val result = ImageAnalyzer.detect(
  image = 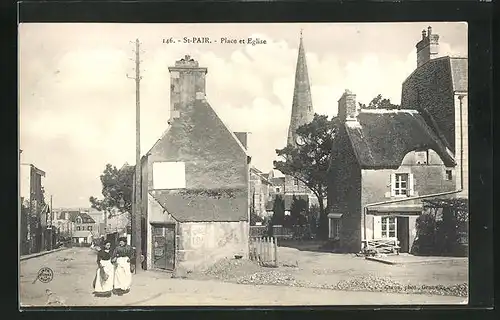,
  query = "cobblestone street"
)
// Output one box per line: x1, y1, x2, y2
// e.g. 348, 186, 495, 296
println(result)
19, 248, 465, 307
